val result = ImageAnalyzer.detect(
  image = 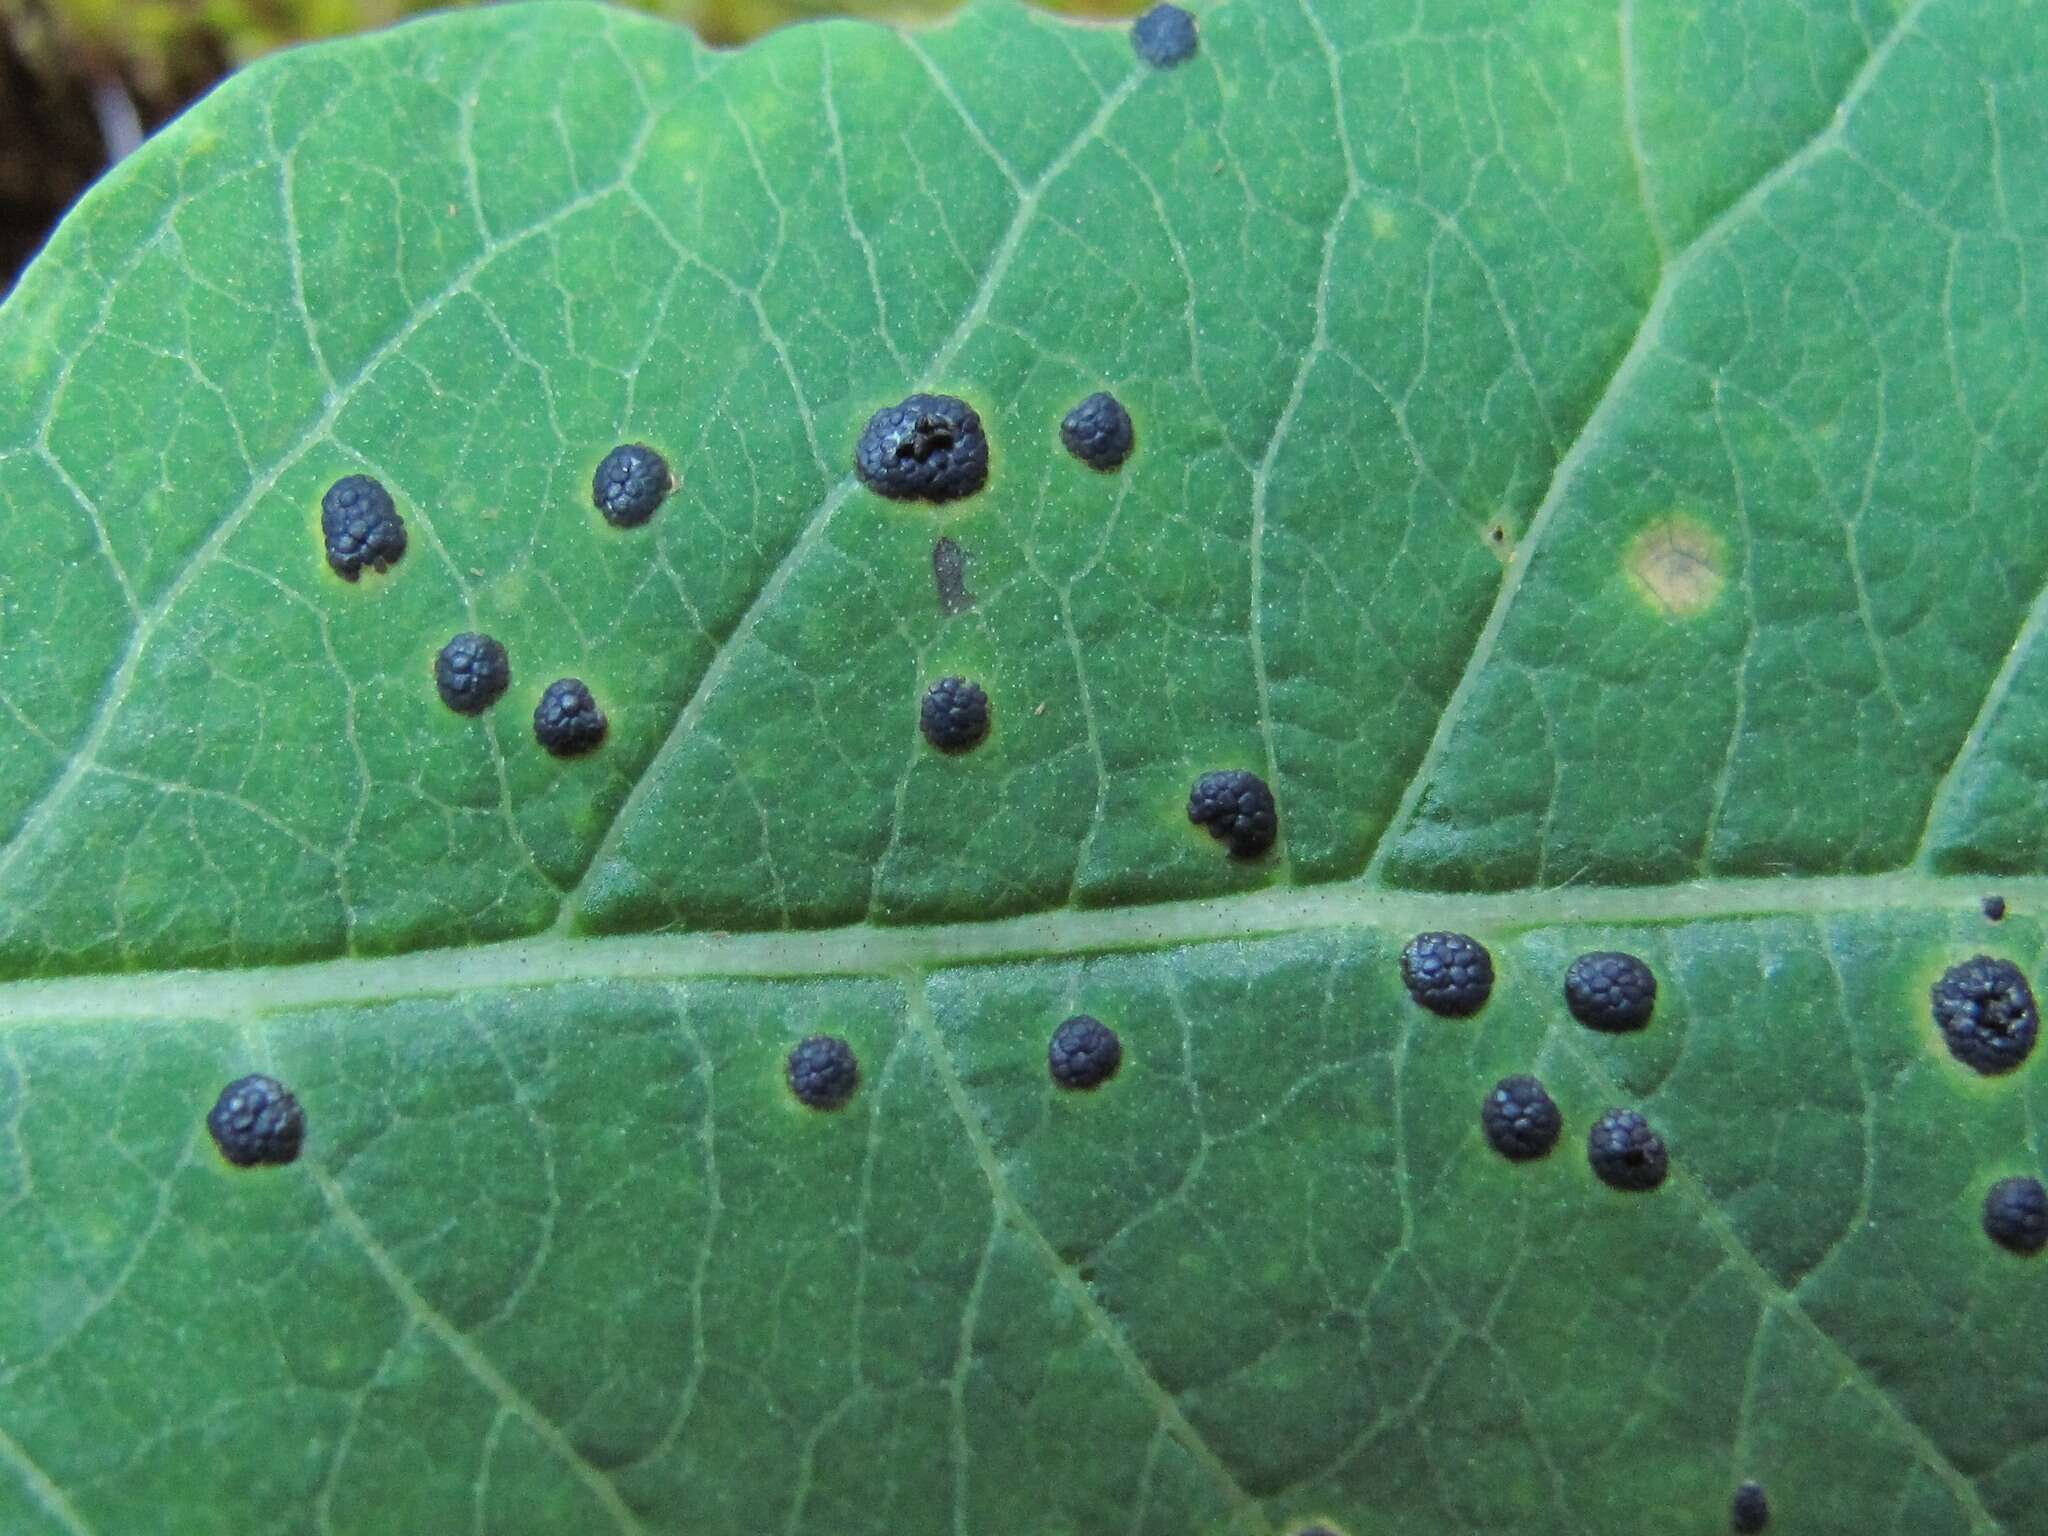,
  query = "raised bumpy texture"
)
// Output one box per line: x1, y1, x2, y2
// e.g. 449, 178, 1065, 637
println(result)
1730, 1481, 1771, 1534
920, 676, 991, 753
1048, 1015, 1123, 1089
1930, 955, 2039, 1075
1060, 391, 1136, 471
533, 678, 608, 757
434, 632, 511, 716
1564, 950, 1658, 1033
1400, 931, 1494, 1017
320, 474, 406, 580
1480, 1075, 1561, 1161
854, 393, 990, 502
1132, 3, 1198, 67
1983, 1176, 2048, 1255
1186, 769, 1278, 858
1588, 1108, 1668, 1192
786, 1034, 860, 1110
591, 443, 672, 527
206, 1074, 306, 1168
